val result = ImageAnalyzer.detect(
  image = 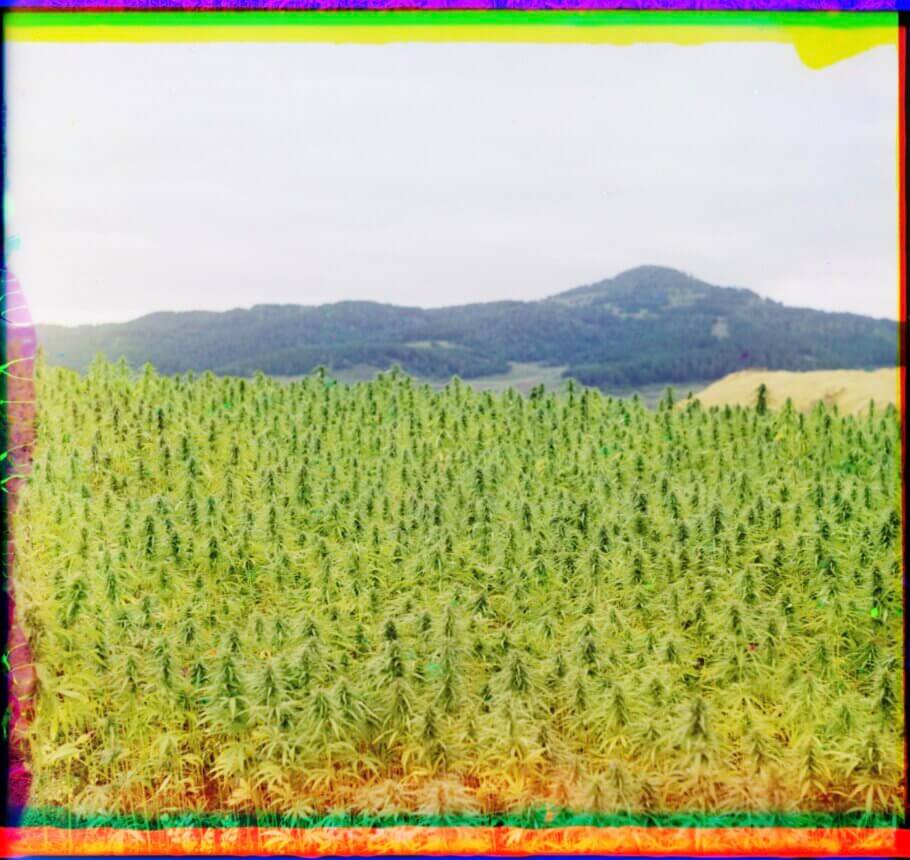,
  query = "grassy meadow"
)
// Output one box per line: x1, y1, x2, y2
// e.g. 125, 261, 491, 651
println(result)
11, 358, 904, 823
694, 368, 899, 416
